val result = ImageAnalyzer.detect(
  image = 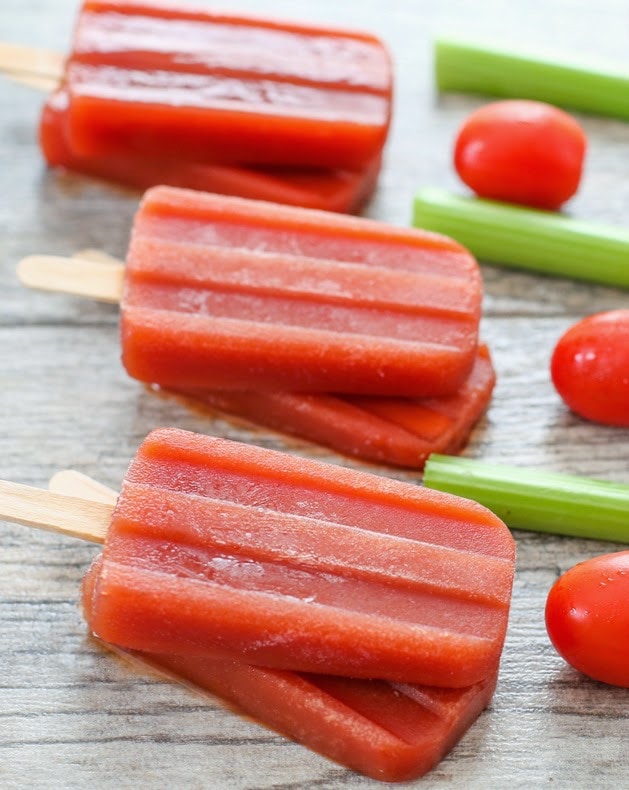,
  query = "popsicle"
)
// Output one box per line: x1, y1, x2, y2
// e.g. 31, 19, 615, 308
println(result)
170, 344, 495, 469
39, 87, 381, 213
0, 464, 505, 782
83, 426, 515, 686
82, 556, 497, 784
121, 186, 483, 396
18, 238, 489, 466
59, 1, 393, 170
